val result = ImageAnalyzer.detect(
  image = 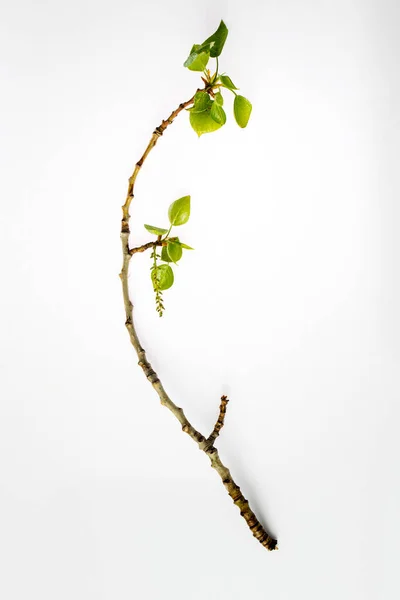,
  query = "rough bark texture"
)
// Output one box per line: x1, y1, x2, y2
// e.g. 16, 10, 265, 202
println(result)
207, 395, 229, 446
119, 91, 277, 551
